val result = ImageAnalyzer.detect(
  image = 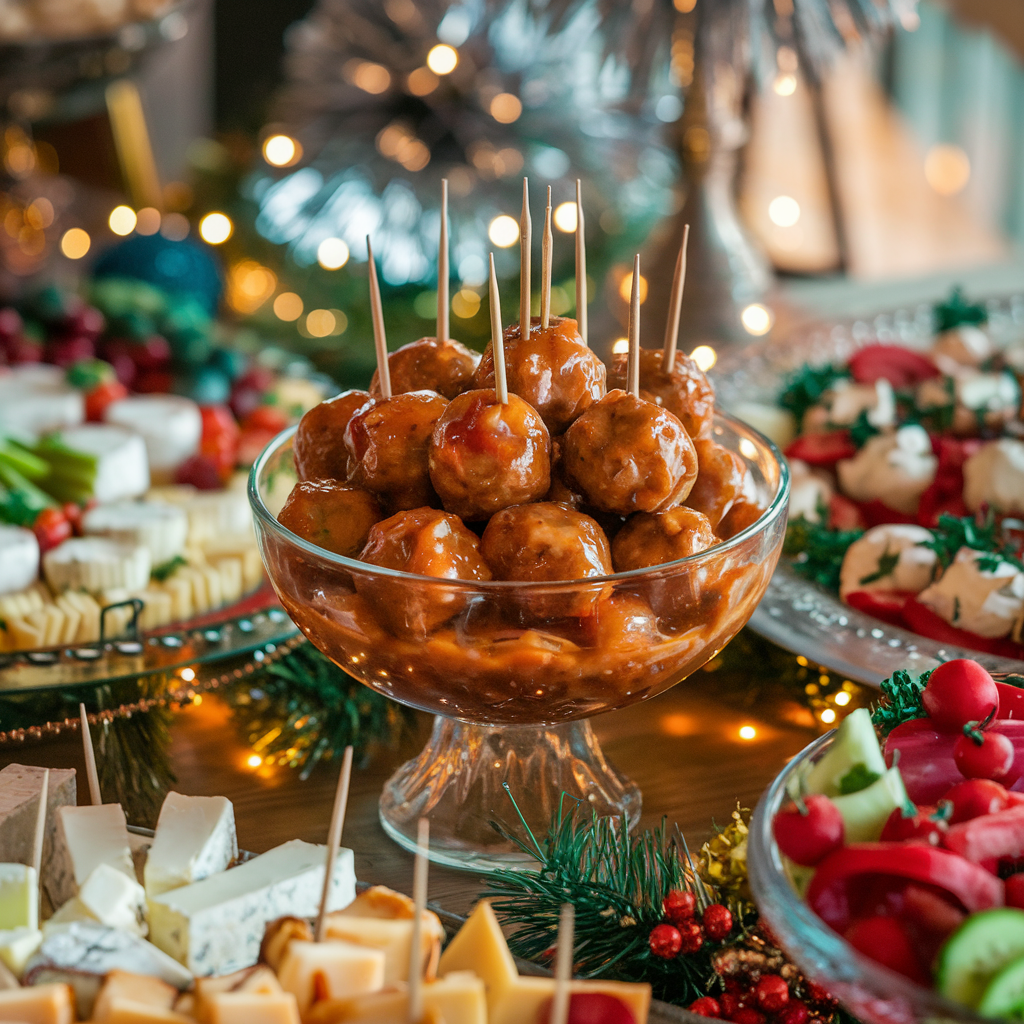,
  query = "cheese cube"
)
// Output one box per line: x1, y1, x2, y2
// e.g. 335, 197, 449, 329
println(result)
194, 964, 282, 1004
52, 804, 135, 903
104, 1000, 195, 1023
0, 863, 37, 930
0, 926, 42, 976
0, 980, 74, 1023
438, 900, 517, 1005
148, 840, 355, 976
204, 992, 301, 1024
325, 912, 444, 984
277, 939, 386, 1016
78, 863, 148, 937
144, 792, 237, 898
0, 765, 76, 915
45, 897, 93, 929
308, 972, 486, 1024
53, 595, 82, 644
92, 970, 176, 1022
